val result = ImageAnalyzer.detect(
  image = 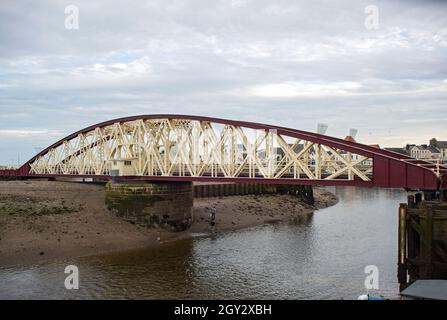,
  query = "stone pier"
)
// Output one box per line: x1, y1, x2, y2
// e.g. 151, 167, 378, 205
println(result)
105, 181, 314, 232
105, 181, 193, 231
